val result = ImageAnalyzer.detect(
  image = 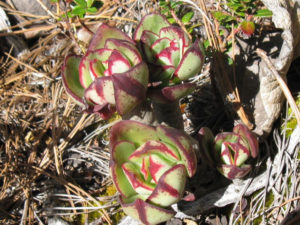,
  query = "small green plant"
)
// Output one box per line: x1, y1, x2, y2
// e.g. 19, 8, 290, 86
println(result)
109, 120, 197, 225
198, 124, 259, 180
62, 24, 149, 119
51, 0, 103, 18
213, 0, 272, 36
68, 0, 103, 18
134, 13, 205, 103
